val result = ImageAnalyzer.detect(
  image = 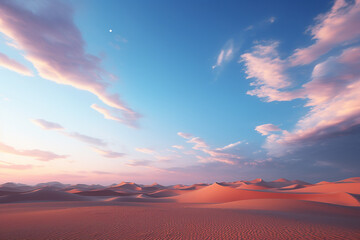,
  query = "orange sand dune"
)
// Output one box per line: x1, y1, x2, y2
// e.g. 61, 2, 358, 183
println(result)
104, 195, 174, 203
172, 183, 208, 190
203, 198, 360, 216
107, 182, 142, 192
336, 177, 360, 183
290, 182, 360, 194
145, 189, 182, 198
175, 182, 360, 206
236, 183, 270, 190
279, 183, 306, 190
